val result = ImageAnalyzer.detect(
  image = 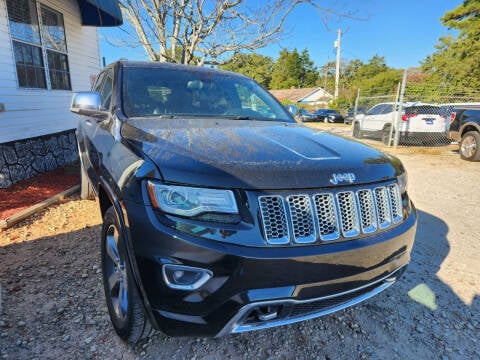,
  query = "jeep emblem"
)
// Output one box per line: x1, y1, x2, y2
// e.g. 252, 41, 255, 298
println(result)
330, 172, 356, 185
